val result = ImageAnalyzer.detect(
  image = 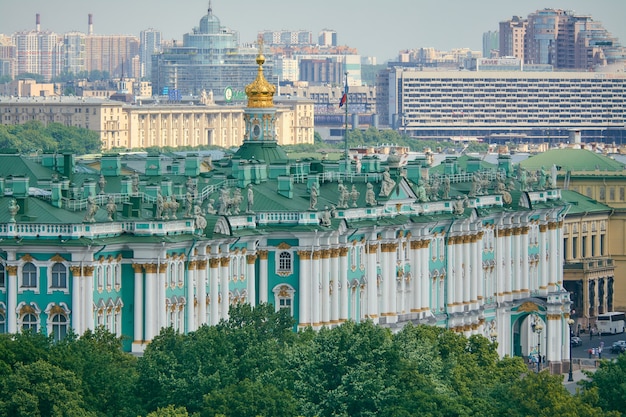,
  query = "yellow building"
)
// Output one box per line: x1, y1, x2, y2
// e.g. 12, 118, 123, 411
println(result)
0, 95, 314, 150
522, 148, 626, 314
